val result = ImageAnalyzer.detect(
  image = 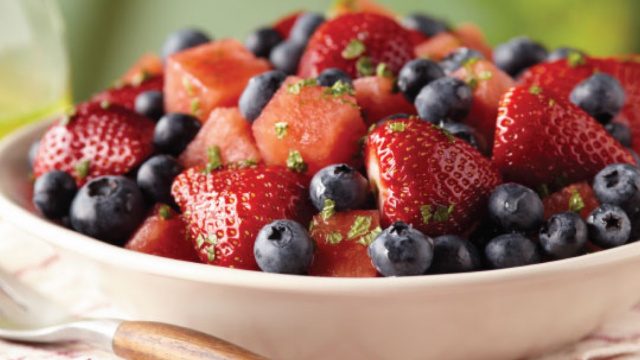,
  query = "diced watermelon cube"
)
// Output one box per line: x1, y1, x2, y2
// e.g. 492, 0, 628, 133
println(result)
414, 32, 463, 61
454, 23, 493, 60
309, 210, 380, 277
120, 53, 163, 85
179, 107, 261, 168
354, 76, 416, 125
252, 77, 367, 176
164, 39, 271, 121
